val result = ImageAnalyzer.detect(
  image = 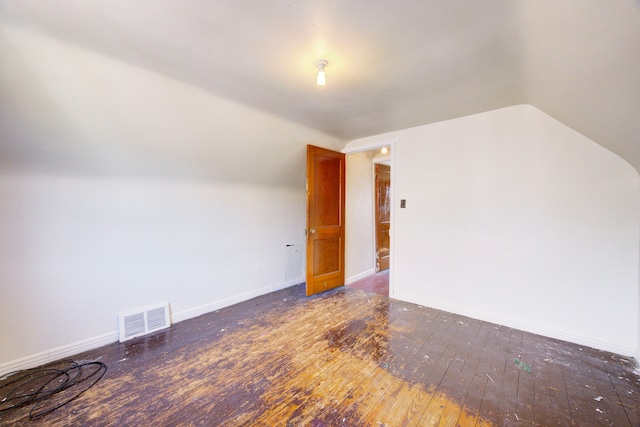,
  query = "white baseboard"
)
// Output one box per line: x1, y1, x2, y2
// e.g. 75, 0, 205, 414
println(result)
345, 268, 376, 285
0, 331, 118, 378
394, 293, 637, 358
0, 278, 304, 377
172, 278, 303, 324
